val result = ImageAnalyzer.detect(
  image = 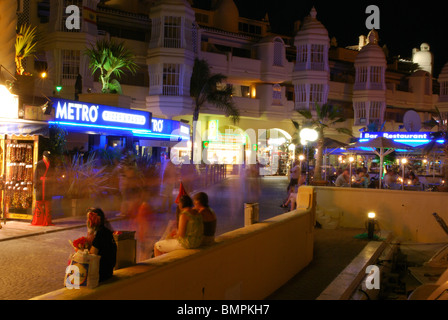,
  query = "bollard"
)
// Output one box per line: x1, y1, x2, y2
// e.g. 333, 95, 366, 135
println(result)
113, 231, 136, 270
244, 203, 259, 227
